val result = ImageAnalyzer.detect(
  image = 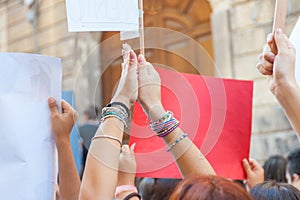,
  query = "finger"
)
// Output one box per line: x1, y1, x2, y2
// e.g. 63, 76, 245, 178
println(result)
274, 29, 294, 55
130, 143, 136, 152
259, 55, 274, 72
48, 97, 59, 115
129, 51, 137, 70
242, 159, 252, 174
61, 100, 78, 119
263, 44, 271, 54
121, 145, 130, 154
61, 100, 73, 113
249, 158, 262, 169
264, 52, 275, 64
138, 54, 147, 65
267, 33, 274, 45
257, 63, 273, 75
